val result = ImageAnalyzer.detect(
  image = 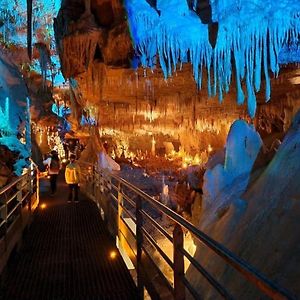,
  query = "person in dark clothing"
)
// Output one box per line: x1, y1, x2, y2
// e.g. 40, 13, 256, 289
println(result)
43, 150, 61, 195
63, 141, 69, 159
